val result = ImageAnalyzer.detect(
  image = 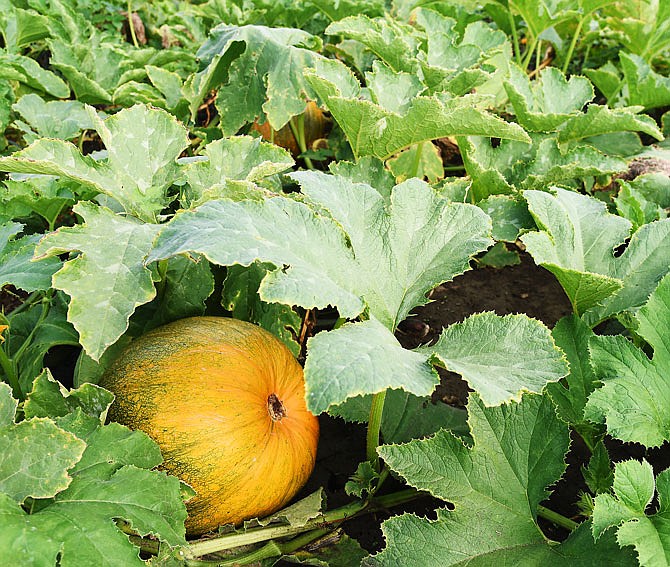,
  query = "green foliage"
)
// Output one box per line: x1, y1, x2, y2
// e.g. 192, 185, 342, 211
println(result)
0, 372, 187, 565
1, 0, 670, 564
